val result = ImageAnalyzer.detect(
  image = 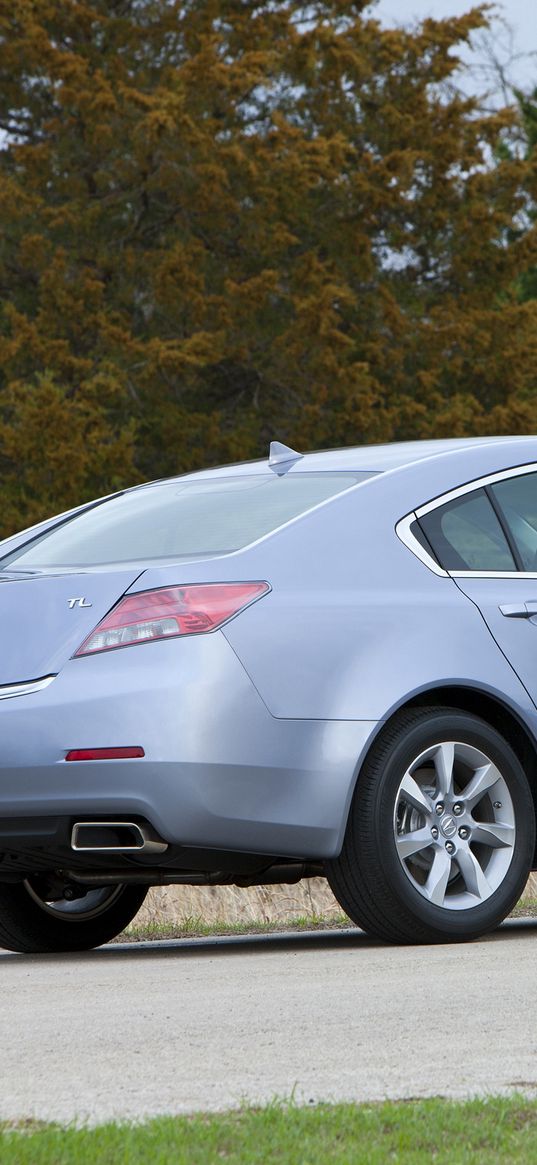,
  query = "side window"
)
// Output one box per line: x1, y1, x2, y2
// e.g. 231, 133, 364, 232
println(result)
491, 473, 537, 572
418, 489, 516, 572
